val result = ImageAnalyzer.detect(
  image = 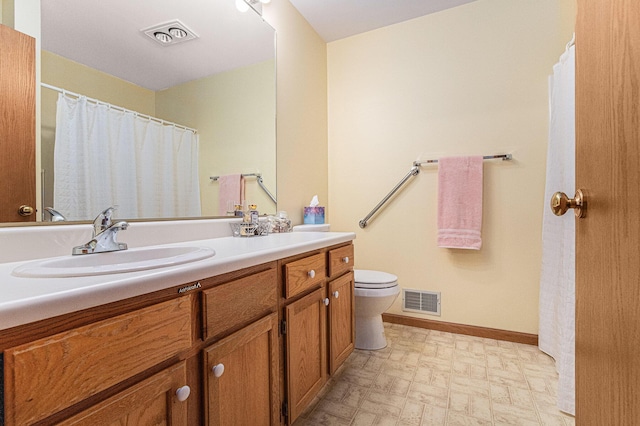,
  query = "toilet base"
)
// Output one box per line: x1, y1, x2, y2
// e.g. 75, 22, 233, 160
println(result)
355, 314, 388, 350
